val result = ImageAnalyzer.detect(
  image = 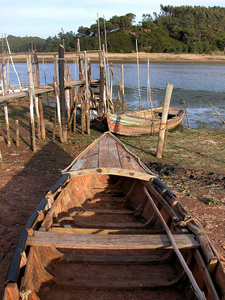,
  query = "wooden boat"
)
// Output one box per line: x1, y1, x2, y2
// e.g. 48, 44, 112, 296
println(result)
3, 132, 225, 300
106, 107, 185, 136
